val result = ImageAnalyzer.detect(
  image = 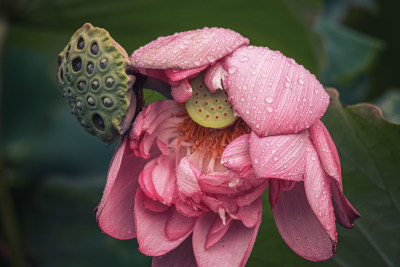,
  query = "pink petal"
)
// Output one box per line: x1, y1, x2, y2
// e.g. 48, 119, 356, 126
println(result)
144, 197, 170, 213
236, 179, 268, 206
273, 182, 336, 262
205, 216, 233, 249
309, 120, 341, 185
222, 46, 329, 136
152, 235, 197, 267
268, 179, 281, 209
204, 62, 226, 93
304, 140, 337, 242
96, 137, 144, 240
152, 155, 176, 205
177, 157, 202, 202
164, 66, 208, 82
249, 131, 308, 181
139, 157, 158, 199
221, 134, 252, 175
237, 197, 262, 228
175, 198, 207, 218
131, 27, 249, 70
135, 190, 192, 256
193, 212, 261, 267
165, 208, 196, 240
171, 79, 193, 103
331, 181, 361, 228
